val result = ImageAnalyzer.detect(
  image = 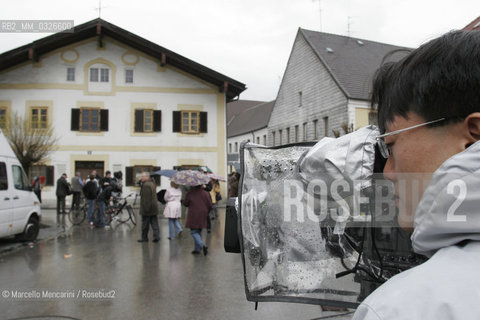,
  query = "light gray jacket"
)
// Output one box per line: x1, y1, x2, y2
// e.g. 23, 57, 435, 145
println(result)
354, 140, 480, 320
